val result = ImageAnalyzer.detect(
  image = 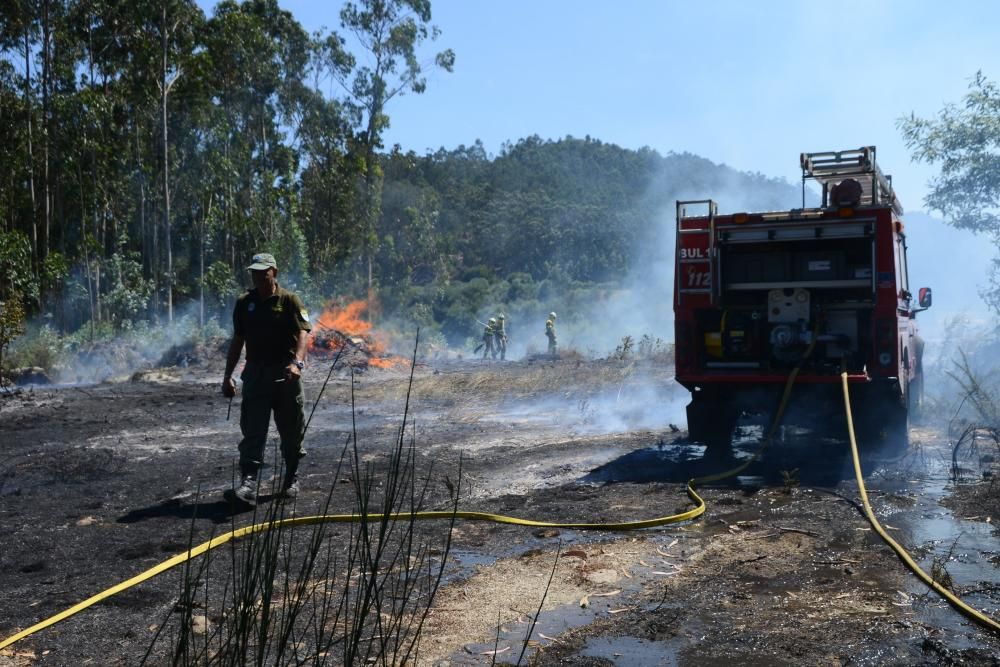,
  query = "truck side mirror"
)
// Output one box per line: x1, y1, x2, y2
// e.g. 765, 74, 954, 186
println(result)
918, 287, 932, 309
